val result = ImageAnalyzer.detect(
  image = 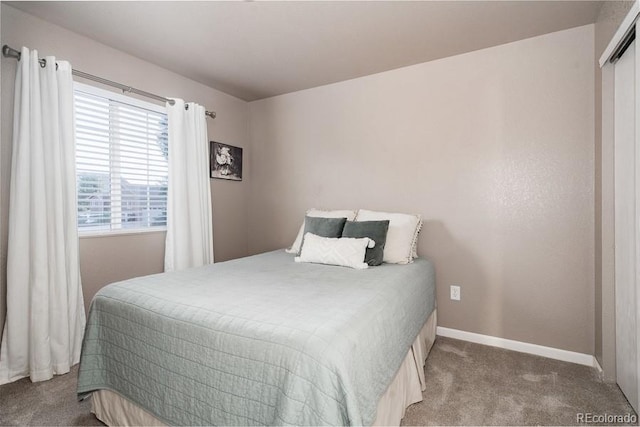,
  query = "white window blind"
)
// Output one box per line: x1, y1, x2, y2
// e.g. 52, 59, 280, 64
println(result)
74, 83, 168, 234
